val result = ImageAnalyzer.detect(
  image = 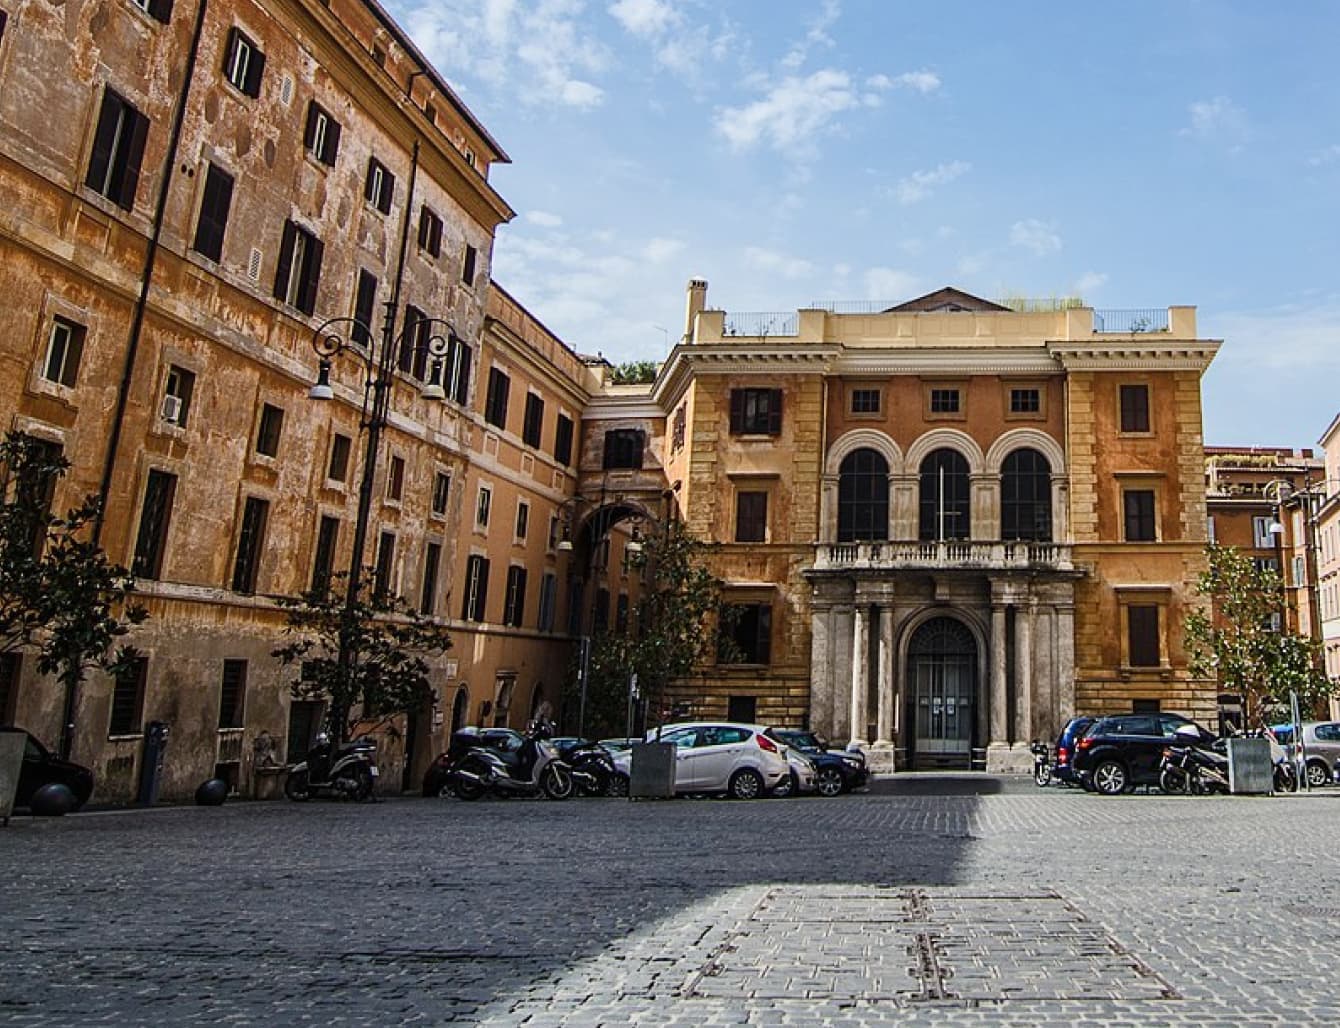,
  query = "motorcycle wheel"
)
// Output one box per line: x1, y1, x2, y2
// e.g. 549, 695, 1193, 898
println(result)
284, 771, 310, 802
346, 765, 374, 802
1159, 769, 1186, 795
541, 764, 574, 800
580, 766, 610, 797
1034, 764, 1052, 787
452, 770, 486, 801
